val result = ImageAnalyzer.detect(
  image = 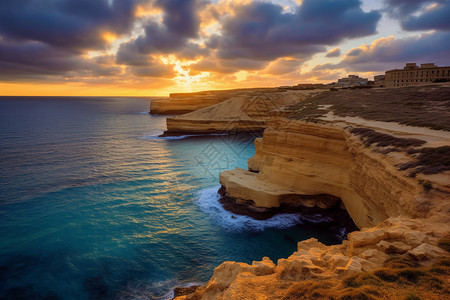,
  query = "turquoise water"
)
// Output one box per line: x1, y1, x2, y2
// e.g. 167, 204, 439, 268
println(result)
0, 97, 343, 299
